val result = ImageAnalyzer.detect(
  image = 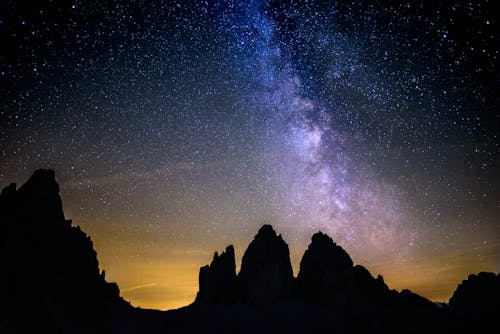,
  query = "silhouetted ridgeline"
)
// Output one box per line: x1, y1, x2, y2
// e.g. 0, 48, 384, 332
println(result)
0, 170, 498, 333
0, 169, 128, 334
